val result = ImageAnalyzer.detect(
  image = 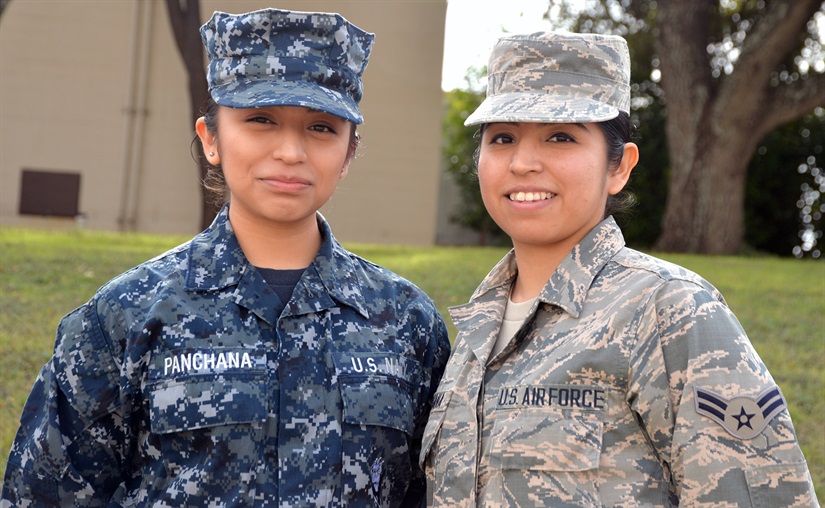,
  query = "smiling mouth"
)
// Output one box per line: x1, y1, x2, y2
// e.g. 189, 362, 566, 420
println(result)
509, 191, 555, 202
